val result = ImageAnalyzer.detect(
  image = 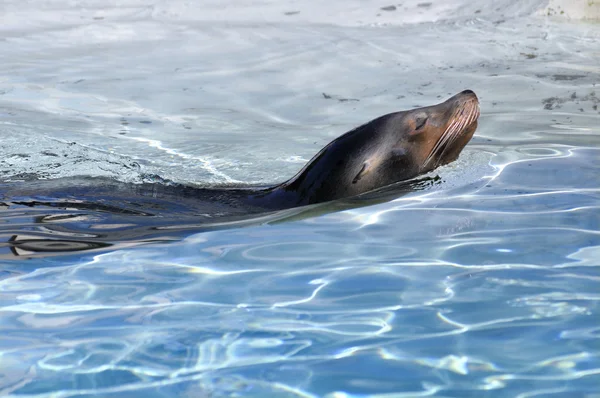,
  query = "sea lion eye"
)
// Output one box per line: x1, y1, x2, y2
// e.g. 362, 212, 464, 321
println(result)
415, 117, 428, 130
